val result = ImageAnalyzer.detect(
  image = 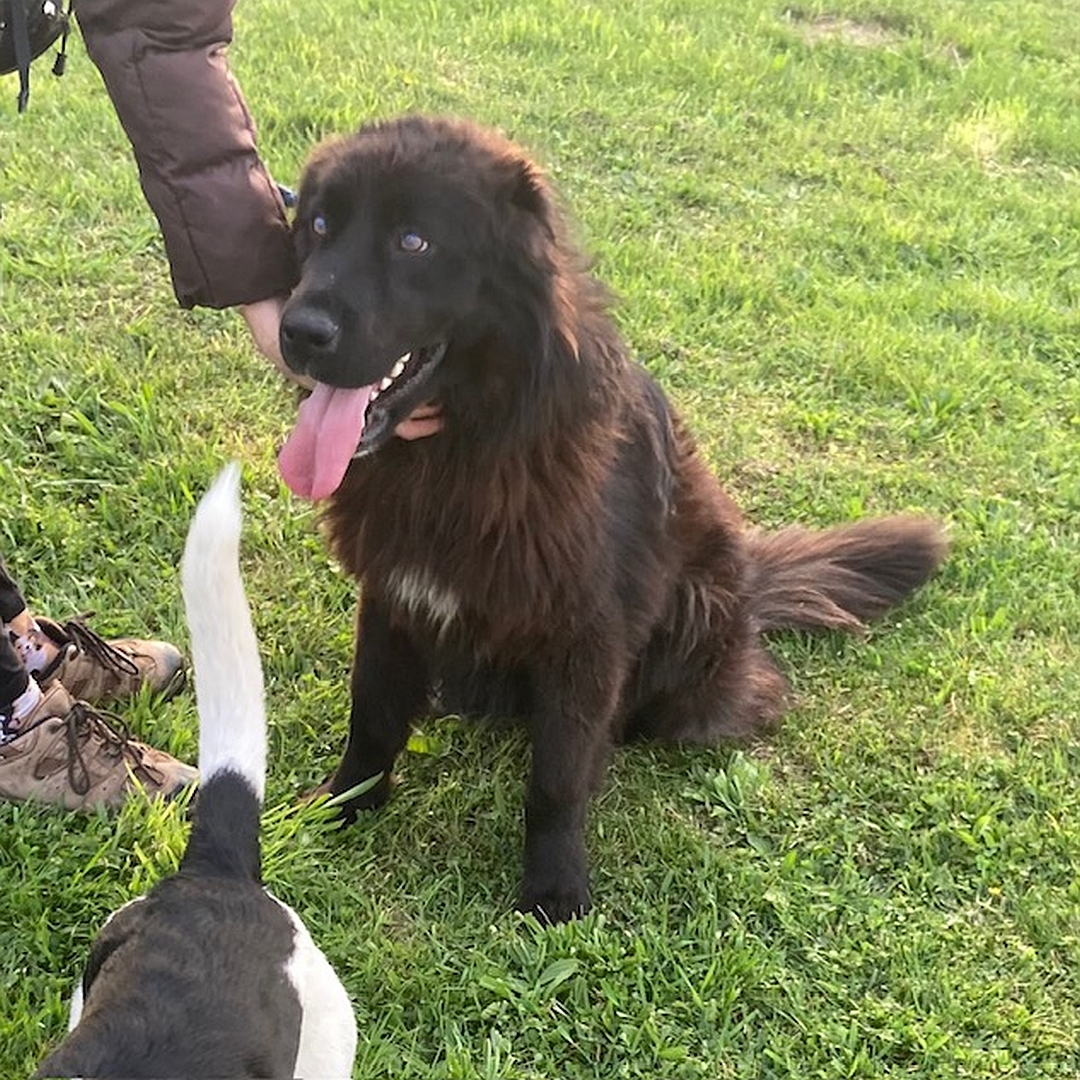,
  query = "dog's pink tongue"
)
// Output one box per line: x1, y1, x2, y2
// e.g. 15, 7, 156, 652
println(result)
278, 381, 375, 501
